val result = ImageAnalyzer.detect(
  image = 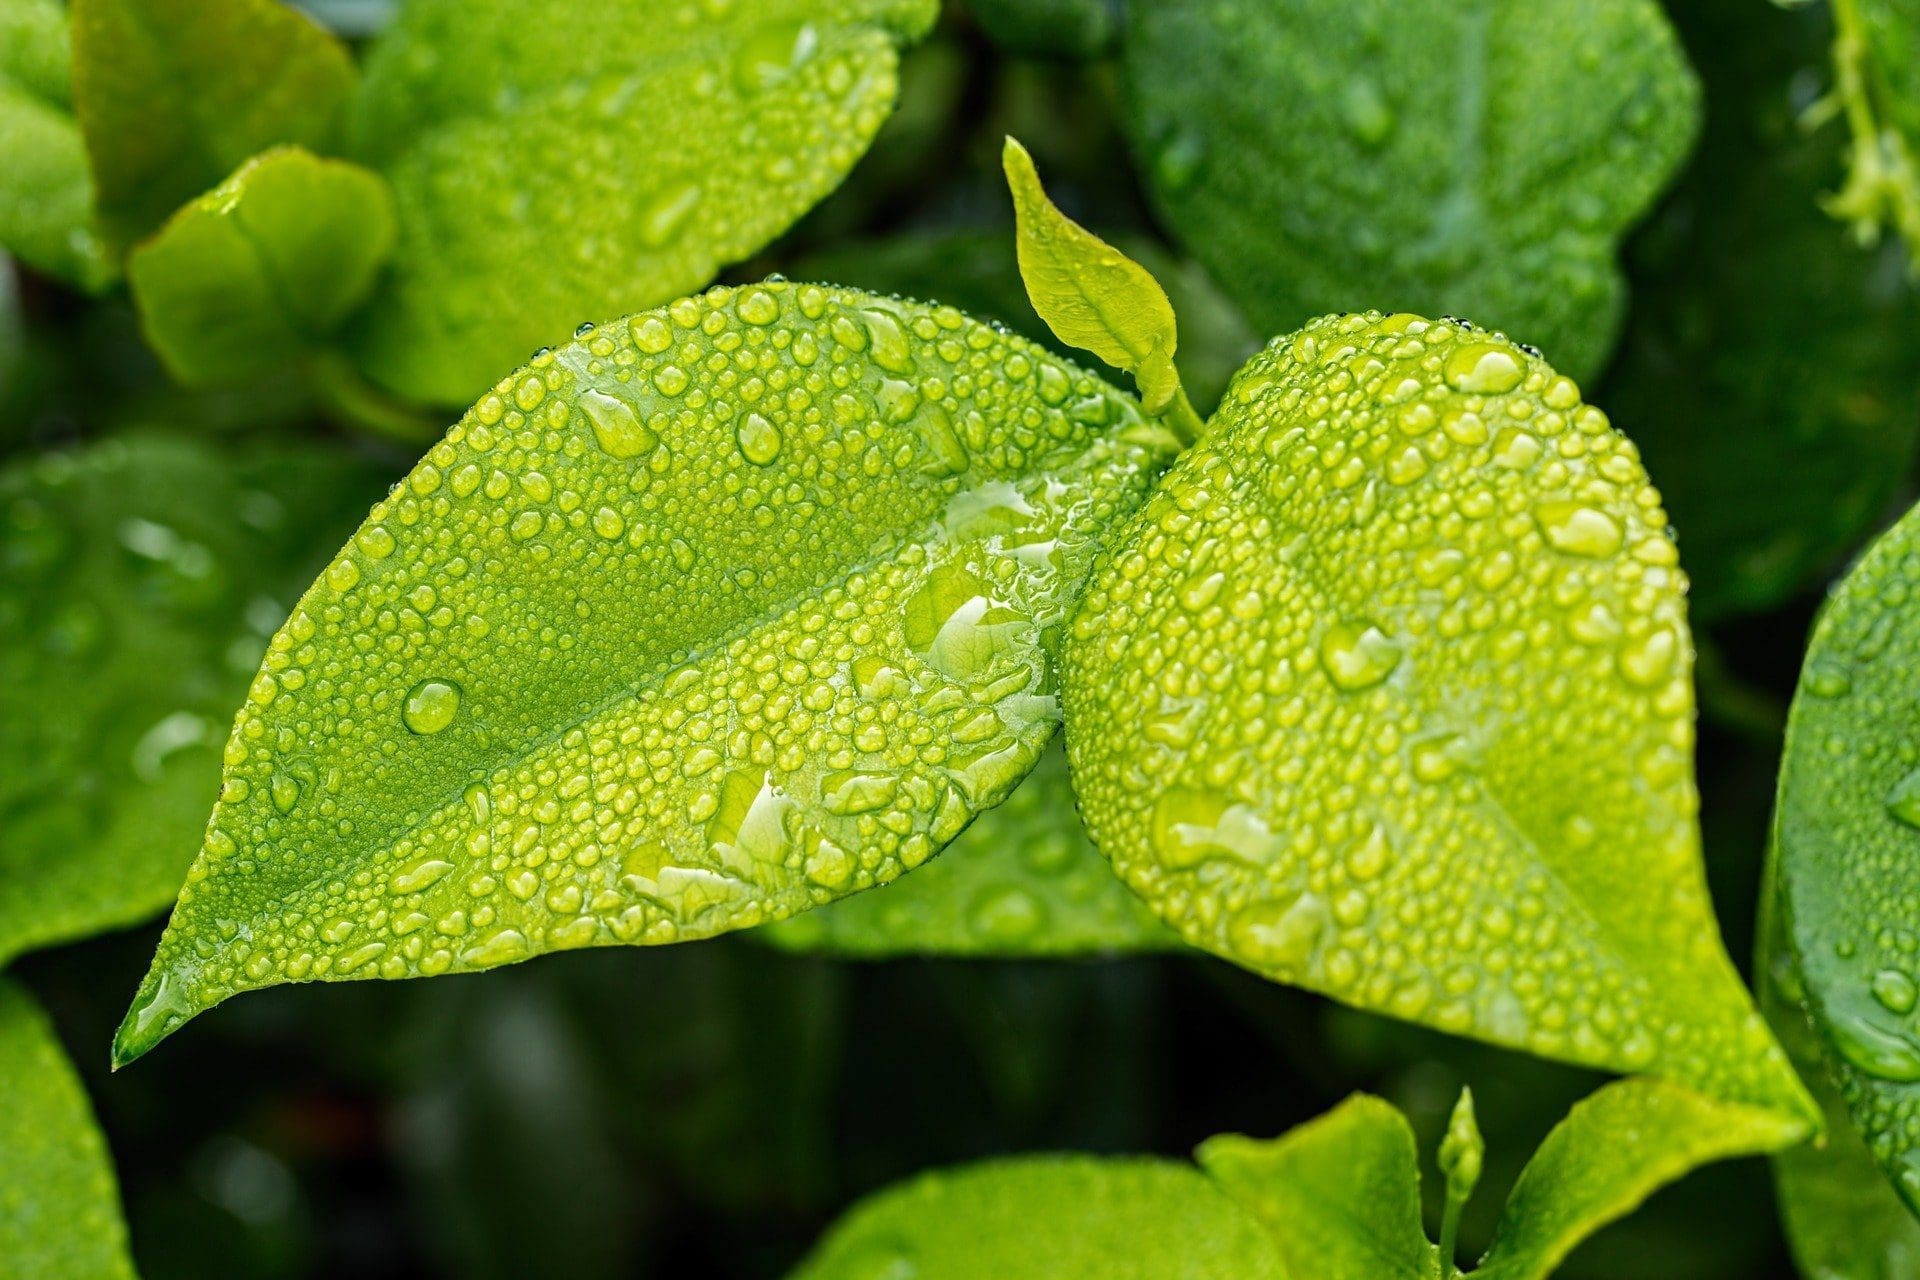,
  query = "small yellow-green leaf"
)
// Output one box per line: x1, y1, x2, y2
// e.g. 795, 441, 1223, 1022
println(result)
71, 0, 356, 248
1062, 311, 1814, 1124
789, 1155, 1288, 1280
0, 433, 390, 969
114, 281, 1176, 1065
345, 0, 939, 406
1003, 136, 1183, 418
129, 146, 397, 386
1473, 1080, 1803, 1280
1199, 1095, 1437, 1280
0, 979, 136, 1280
1772, 491, 1920, 1213
759, 742, 1175, 957
0, 0, 115, 291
